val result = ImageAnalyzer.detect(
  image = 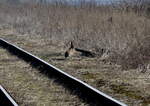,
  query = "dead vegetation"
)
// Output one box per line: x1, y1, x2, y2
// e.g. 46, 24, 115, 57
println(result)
0, 1, 150, 106
0, 1, 149, 70
0, 30, 149, 106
